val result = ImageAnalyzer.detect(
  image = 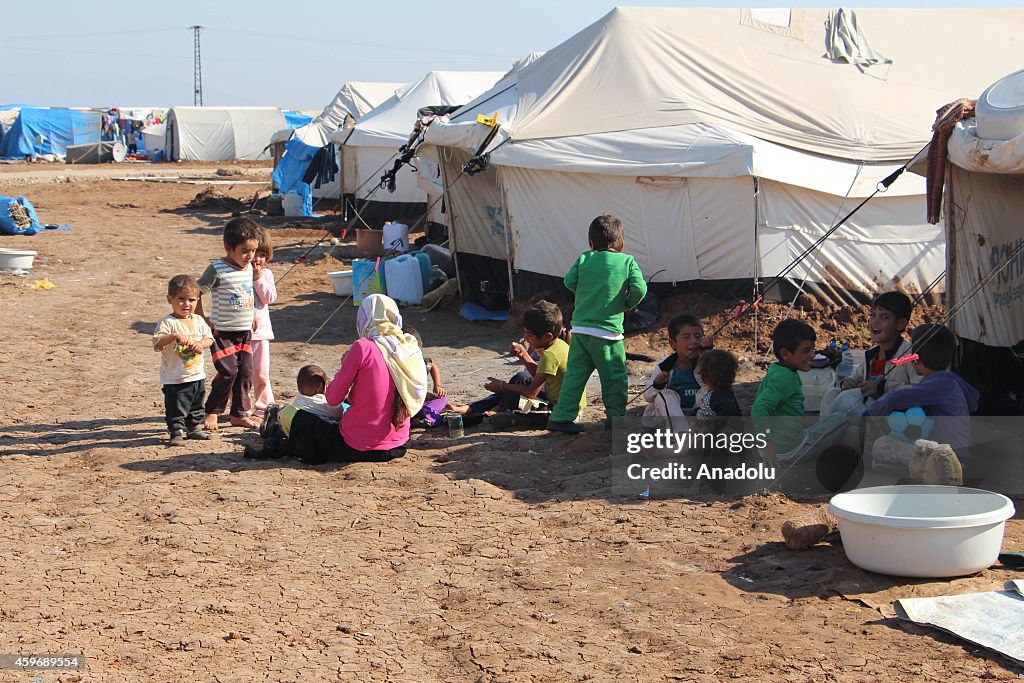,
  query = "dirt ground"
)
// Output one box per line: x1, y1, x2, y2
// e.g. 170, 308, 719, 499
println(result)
1, 163, 1022, 682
